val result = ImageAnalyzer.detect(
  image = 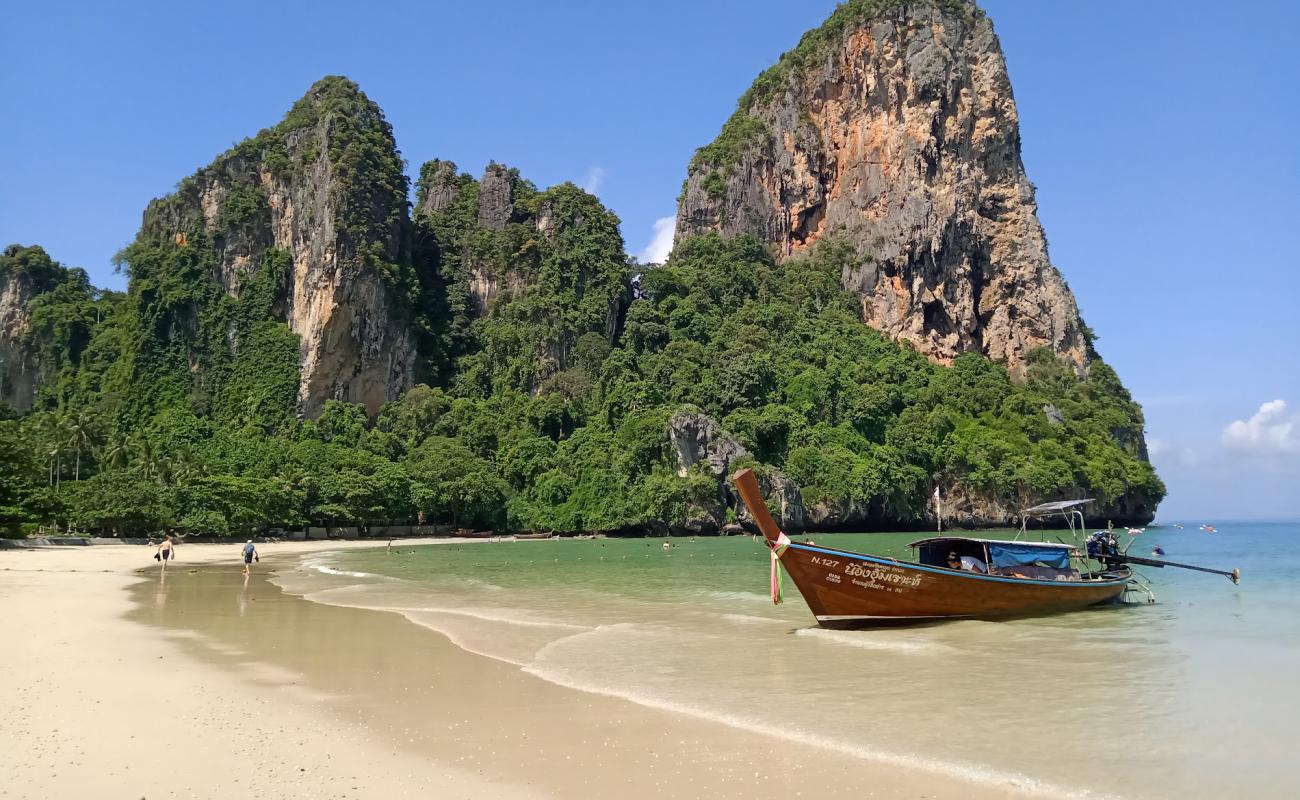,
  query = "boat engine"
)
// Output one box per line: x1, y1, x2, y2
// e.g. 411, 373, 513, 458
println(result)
1086, 531, 1120, 559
